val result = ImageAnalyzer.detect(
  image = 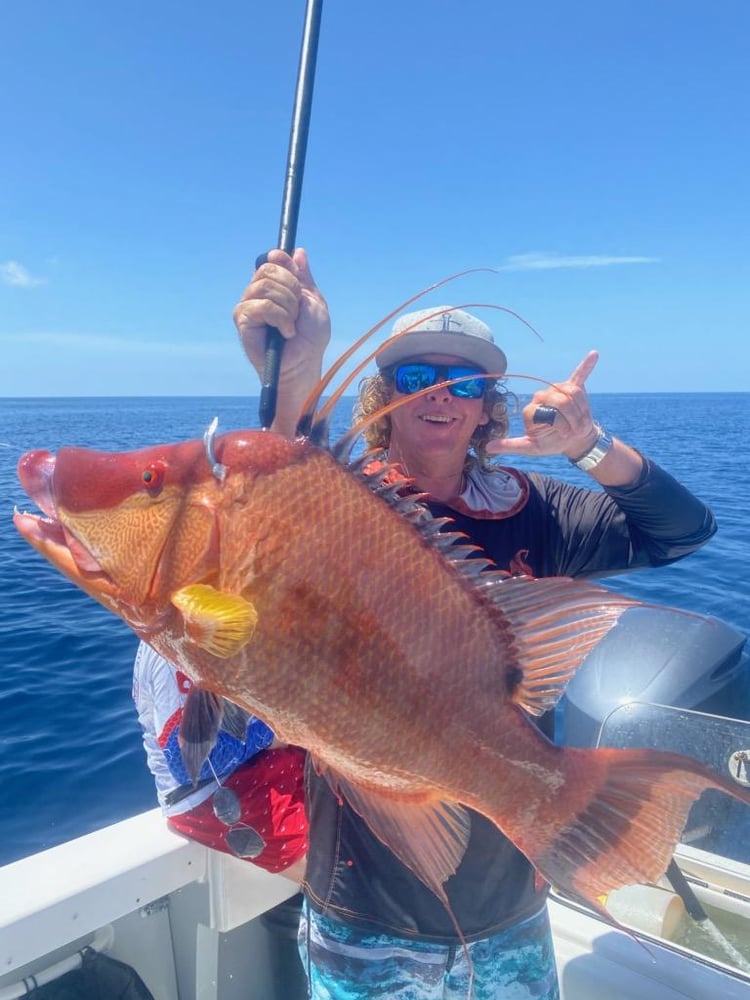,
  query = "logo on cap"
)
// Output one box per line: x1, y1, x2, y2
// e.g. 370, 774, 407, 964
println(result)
441, 312, 461, 331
